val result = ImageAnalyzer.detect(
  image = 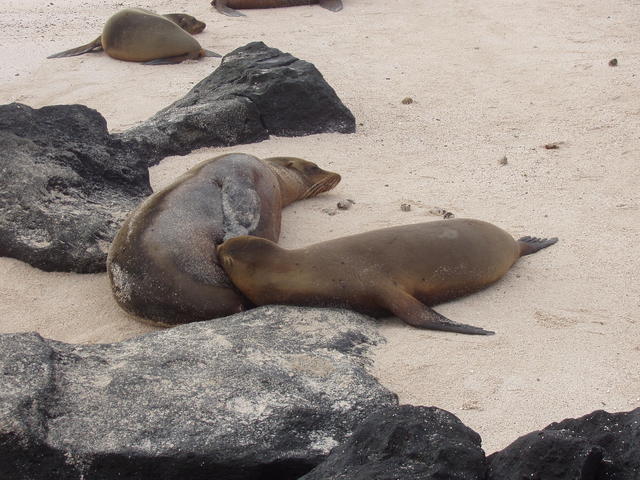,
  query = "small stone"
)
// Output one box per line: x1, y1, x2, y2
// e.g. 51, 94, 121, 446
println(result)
400, 203, 411, 212
401, 97, 413, 104
608, 58, 618, 66
544, 142, 563, 149
428, 207, 455, 219
498, 156, 508, 165
337, 199, 355, 210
